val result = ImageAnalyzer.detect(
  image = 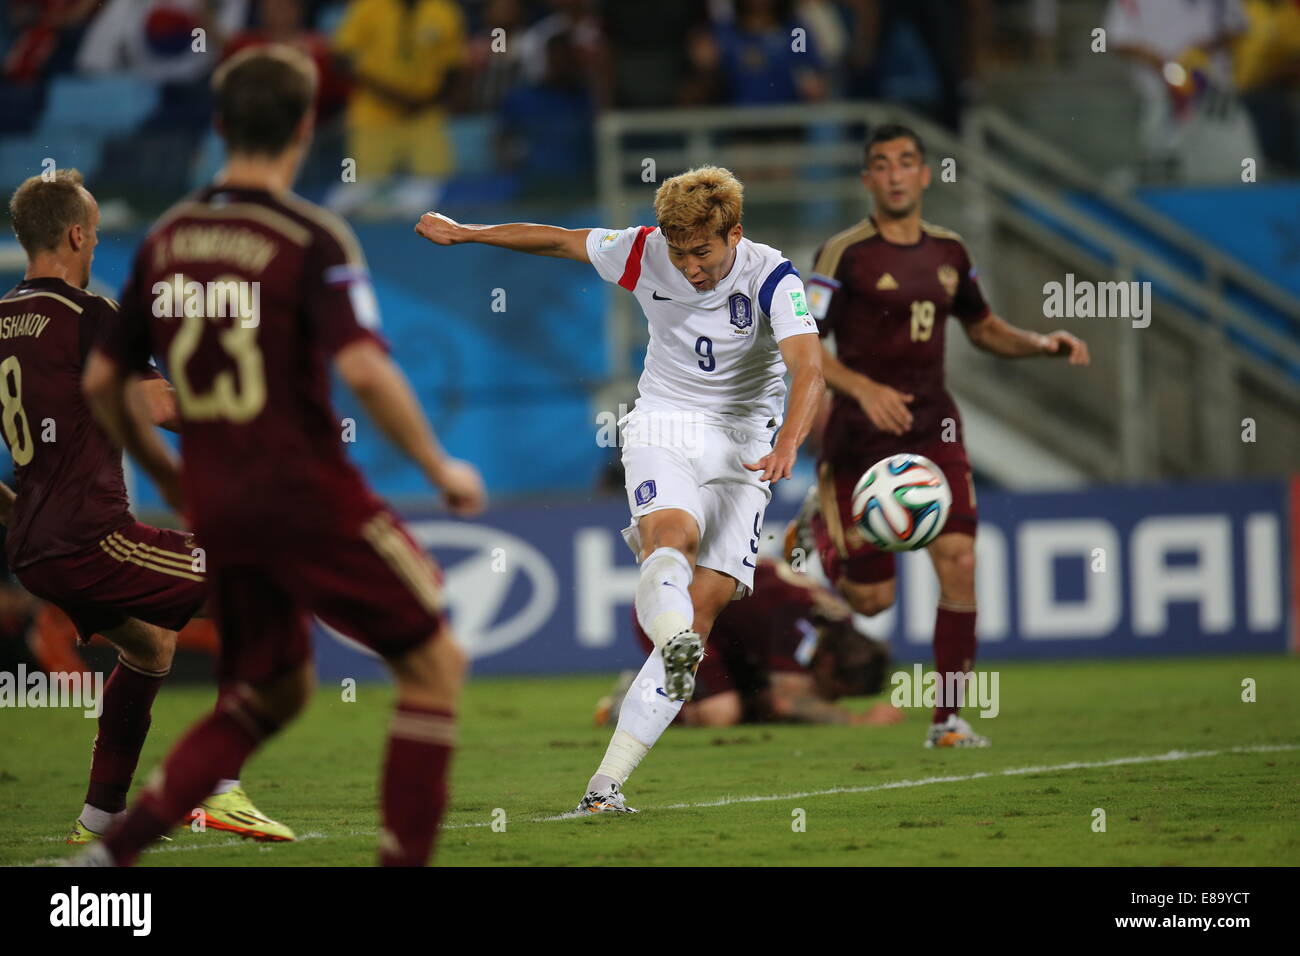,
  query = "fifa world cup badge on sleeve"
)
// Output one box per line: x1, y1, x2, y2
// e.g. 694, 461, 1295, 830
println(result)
788, 289, 816, 329
806, 273, 840, 321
